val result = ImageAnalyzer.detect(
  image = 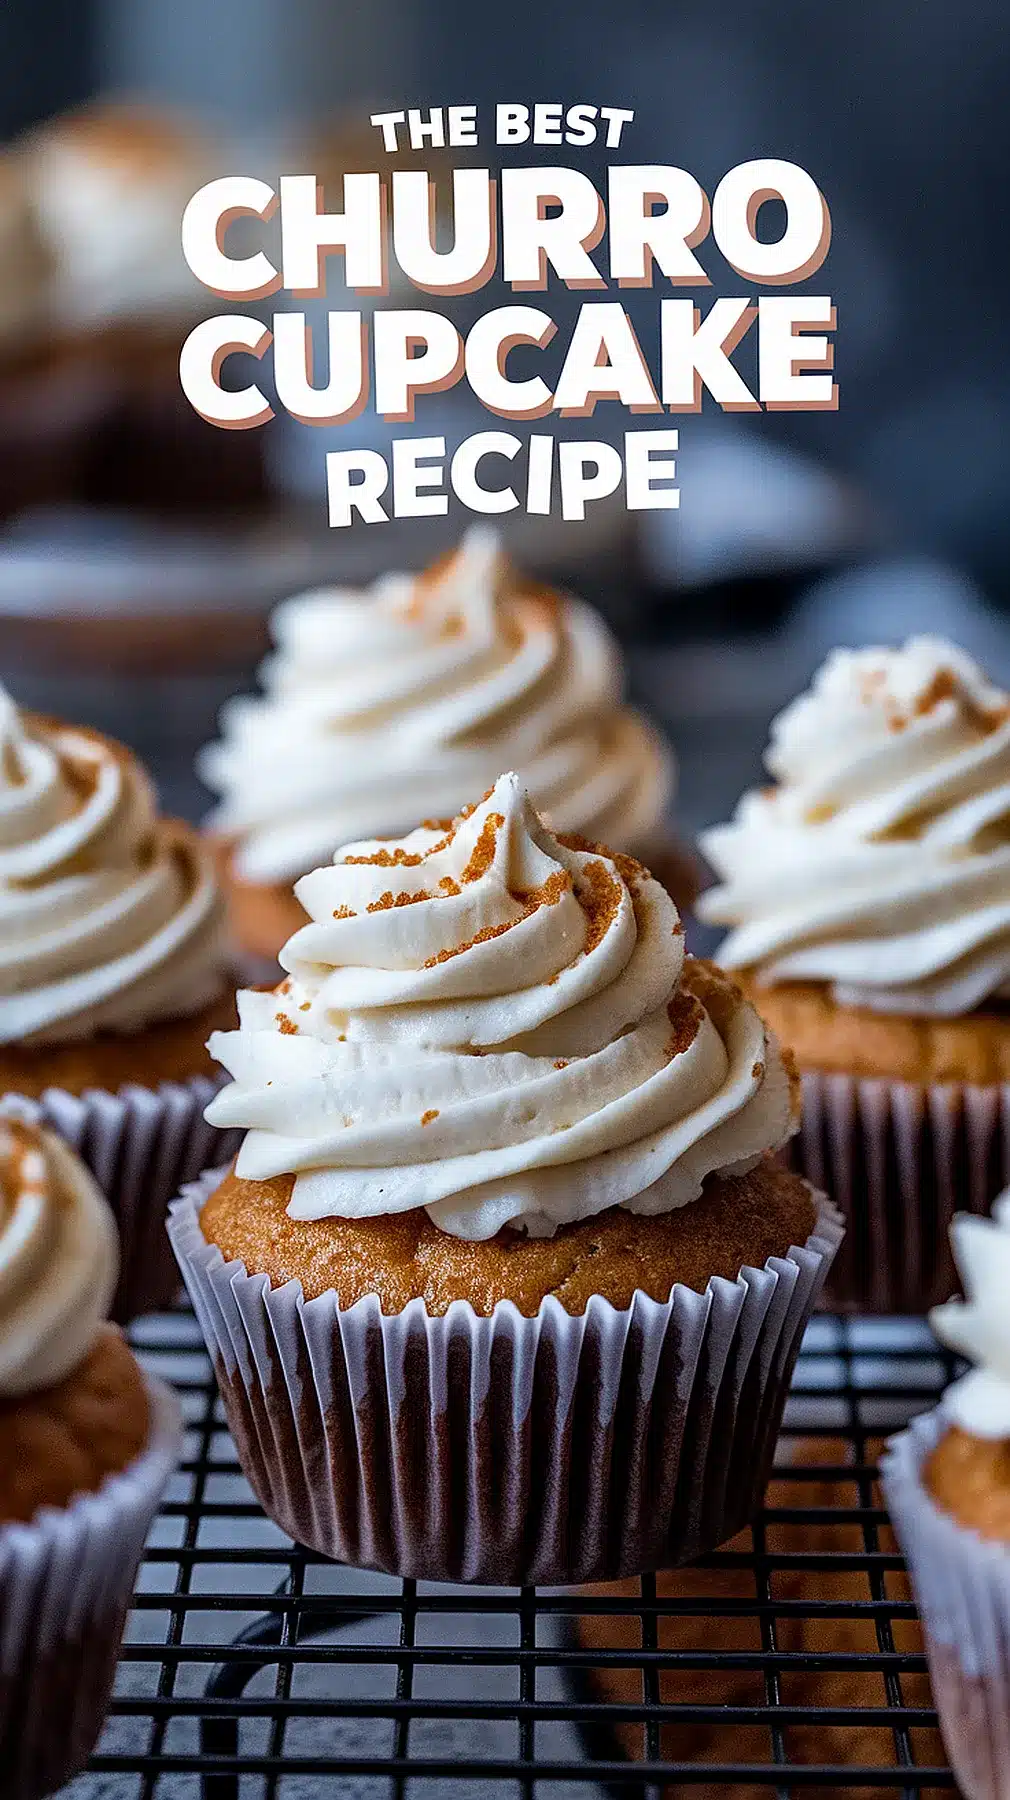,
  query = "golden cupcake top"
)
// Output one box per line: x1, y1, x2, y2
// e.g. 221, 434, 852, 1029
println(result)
0, 686, 225, 1046
206, 773, 797, 1241
201, 527, 674, 885
699, 636, 1010, 1017
0, 1116, 117, 1399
